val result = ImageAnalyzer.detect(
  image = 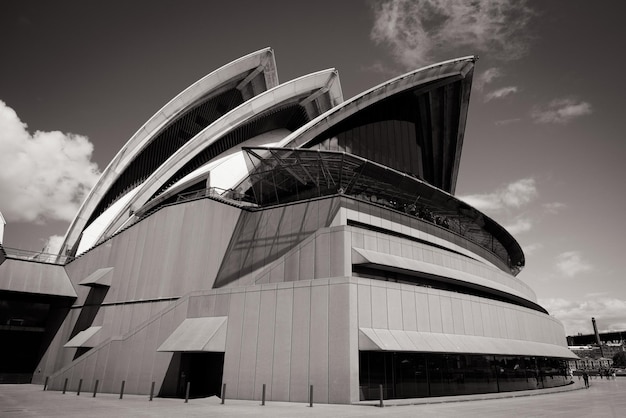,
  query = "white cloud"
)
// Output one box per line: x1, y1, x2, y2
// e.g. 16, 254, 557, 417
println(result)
370, 0, 534, 68
42, 234, 64, 254
475, 67, 502, 91
503, 217, 532, 235
531, 98, 592, 124
484, 86, 518, 102
555, 251, 592, 278
0, 100, 100, 223
494, 118, 522, 126
458, 178, 537, 212
523, 243, 543, 255
540, 297, 626, 335
543, 202, 567, 214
